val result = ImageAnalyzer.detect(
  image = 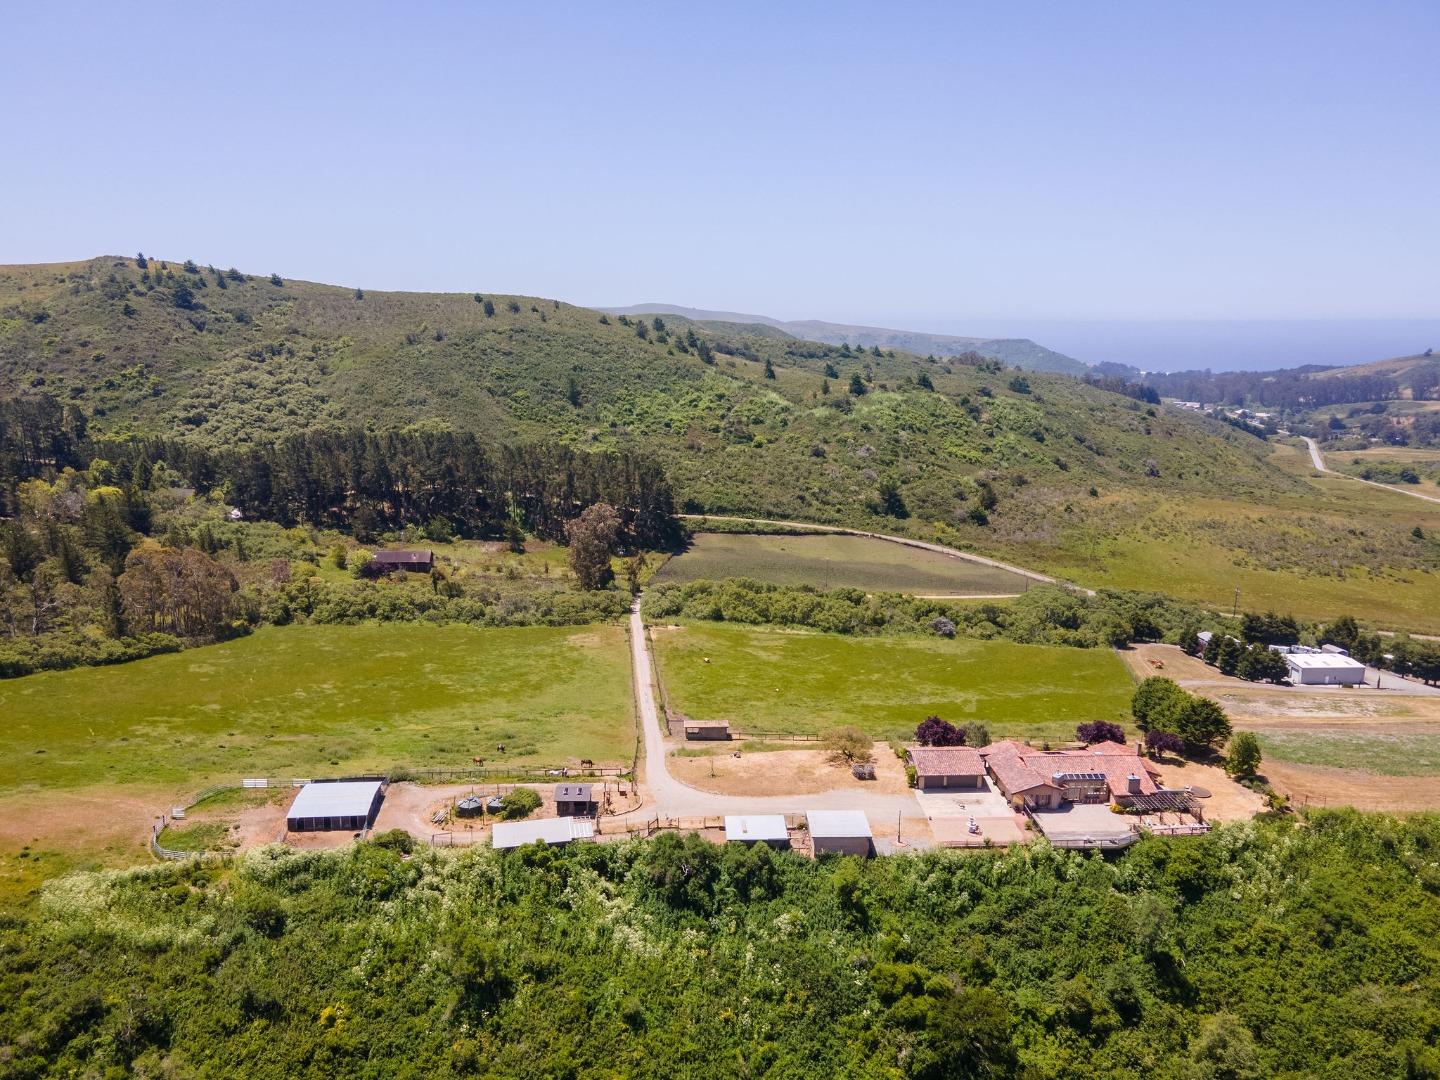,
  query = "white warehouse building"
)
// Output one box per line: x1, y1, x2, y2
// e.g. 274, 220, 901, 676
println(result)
1285, 652, 1366, 686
